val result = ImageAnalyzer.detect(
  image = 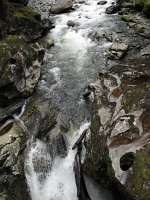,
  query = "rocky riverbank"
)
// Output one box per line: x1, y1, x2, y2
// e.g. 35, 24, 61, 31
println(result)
0, 0, 56, 199
83, 1, 150, 200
